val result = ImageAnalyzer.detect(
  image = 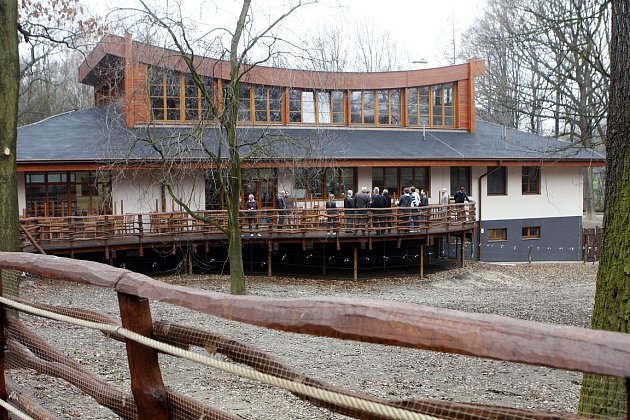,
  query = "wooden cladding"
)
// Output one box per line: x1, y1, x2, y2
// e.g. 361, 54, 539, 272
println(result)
143, 67, 459, 129
80, 34, 484, 131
